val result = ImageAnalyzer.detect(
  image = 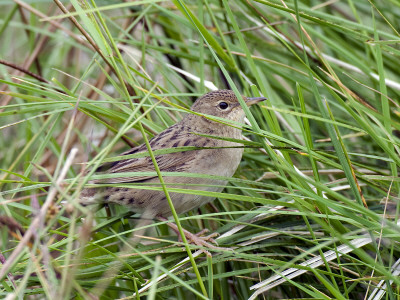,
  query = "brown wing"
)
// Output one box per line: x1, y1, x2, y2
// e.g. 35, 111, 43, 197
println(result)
92, 127, 208, 184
